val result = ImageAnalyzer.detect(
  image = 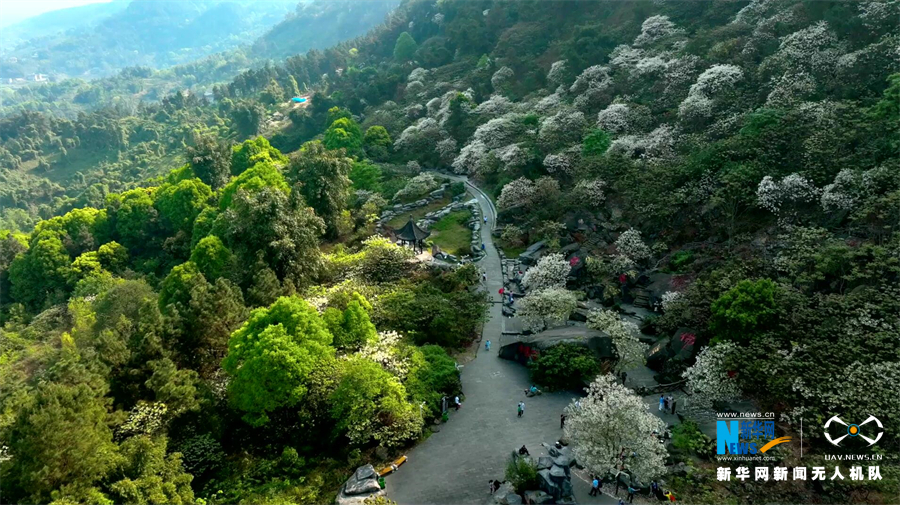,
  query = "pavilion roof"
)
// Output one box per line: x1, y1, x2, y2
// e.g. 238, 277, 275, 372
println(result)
397, 217, 430, 241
